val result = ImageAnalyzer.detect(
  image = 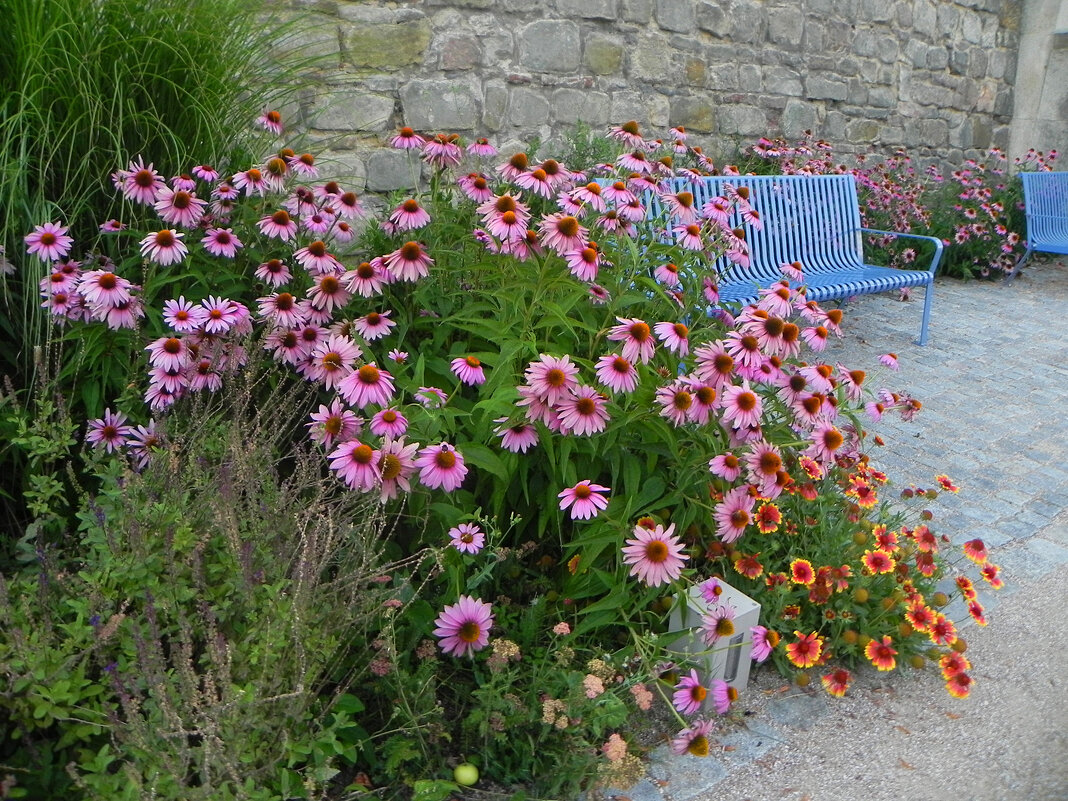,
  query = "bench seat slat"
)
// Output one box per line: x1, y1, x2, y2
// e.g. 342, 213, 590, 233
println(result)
1017, 172, 1068, 273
